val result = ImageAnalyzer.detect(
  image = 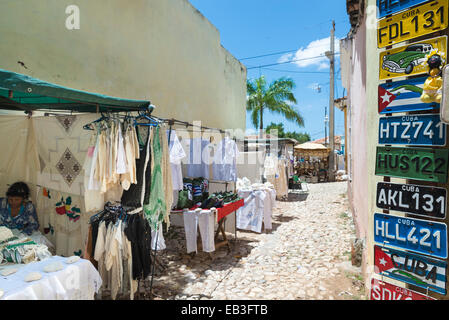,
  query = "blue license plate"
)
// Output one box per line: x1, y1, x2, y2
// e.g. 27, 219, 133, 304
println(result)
374, 213, 447, 259
377, 0, 433, 19
379, 114, 446, 146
